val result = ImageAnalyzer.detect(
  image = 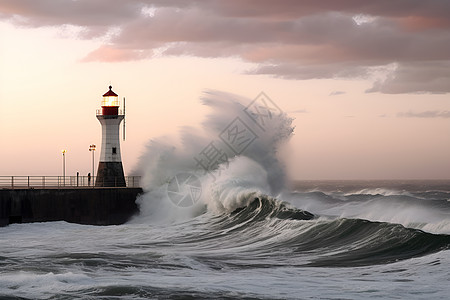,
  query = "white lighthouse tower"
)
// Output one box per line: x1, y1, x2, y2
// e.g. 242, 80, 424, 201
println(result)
95, 85, 126, 187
